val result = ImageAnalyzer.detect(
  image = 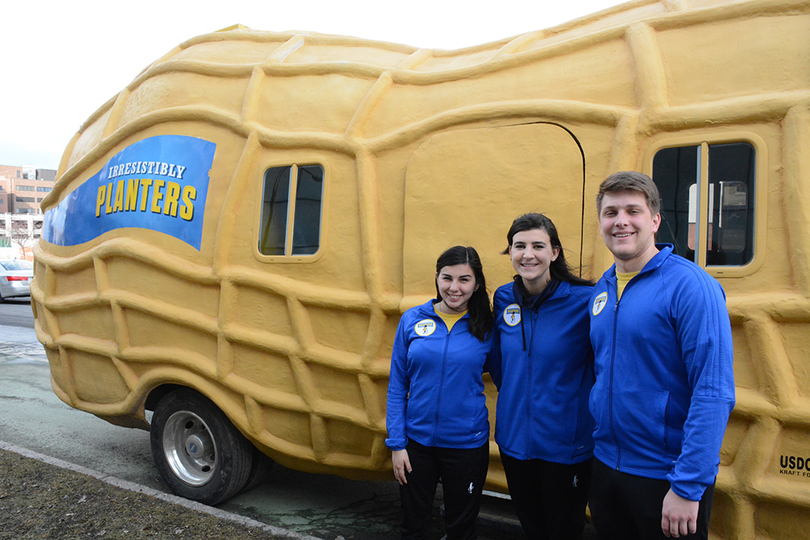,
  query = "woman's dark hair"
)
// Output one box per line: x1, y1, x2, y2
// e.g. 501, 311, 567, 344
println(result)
434, 246, 493, 341
502, 213, 593, 286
